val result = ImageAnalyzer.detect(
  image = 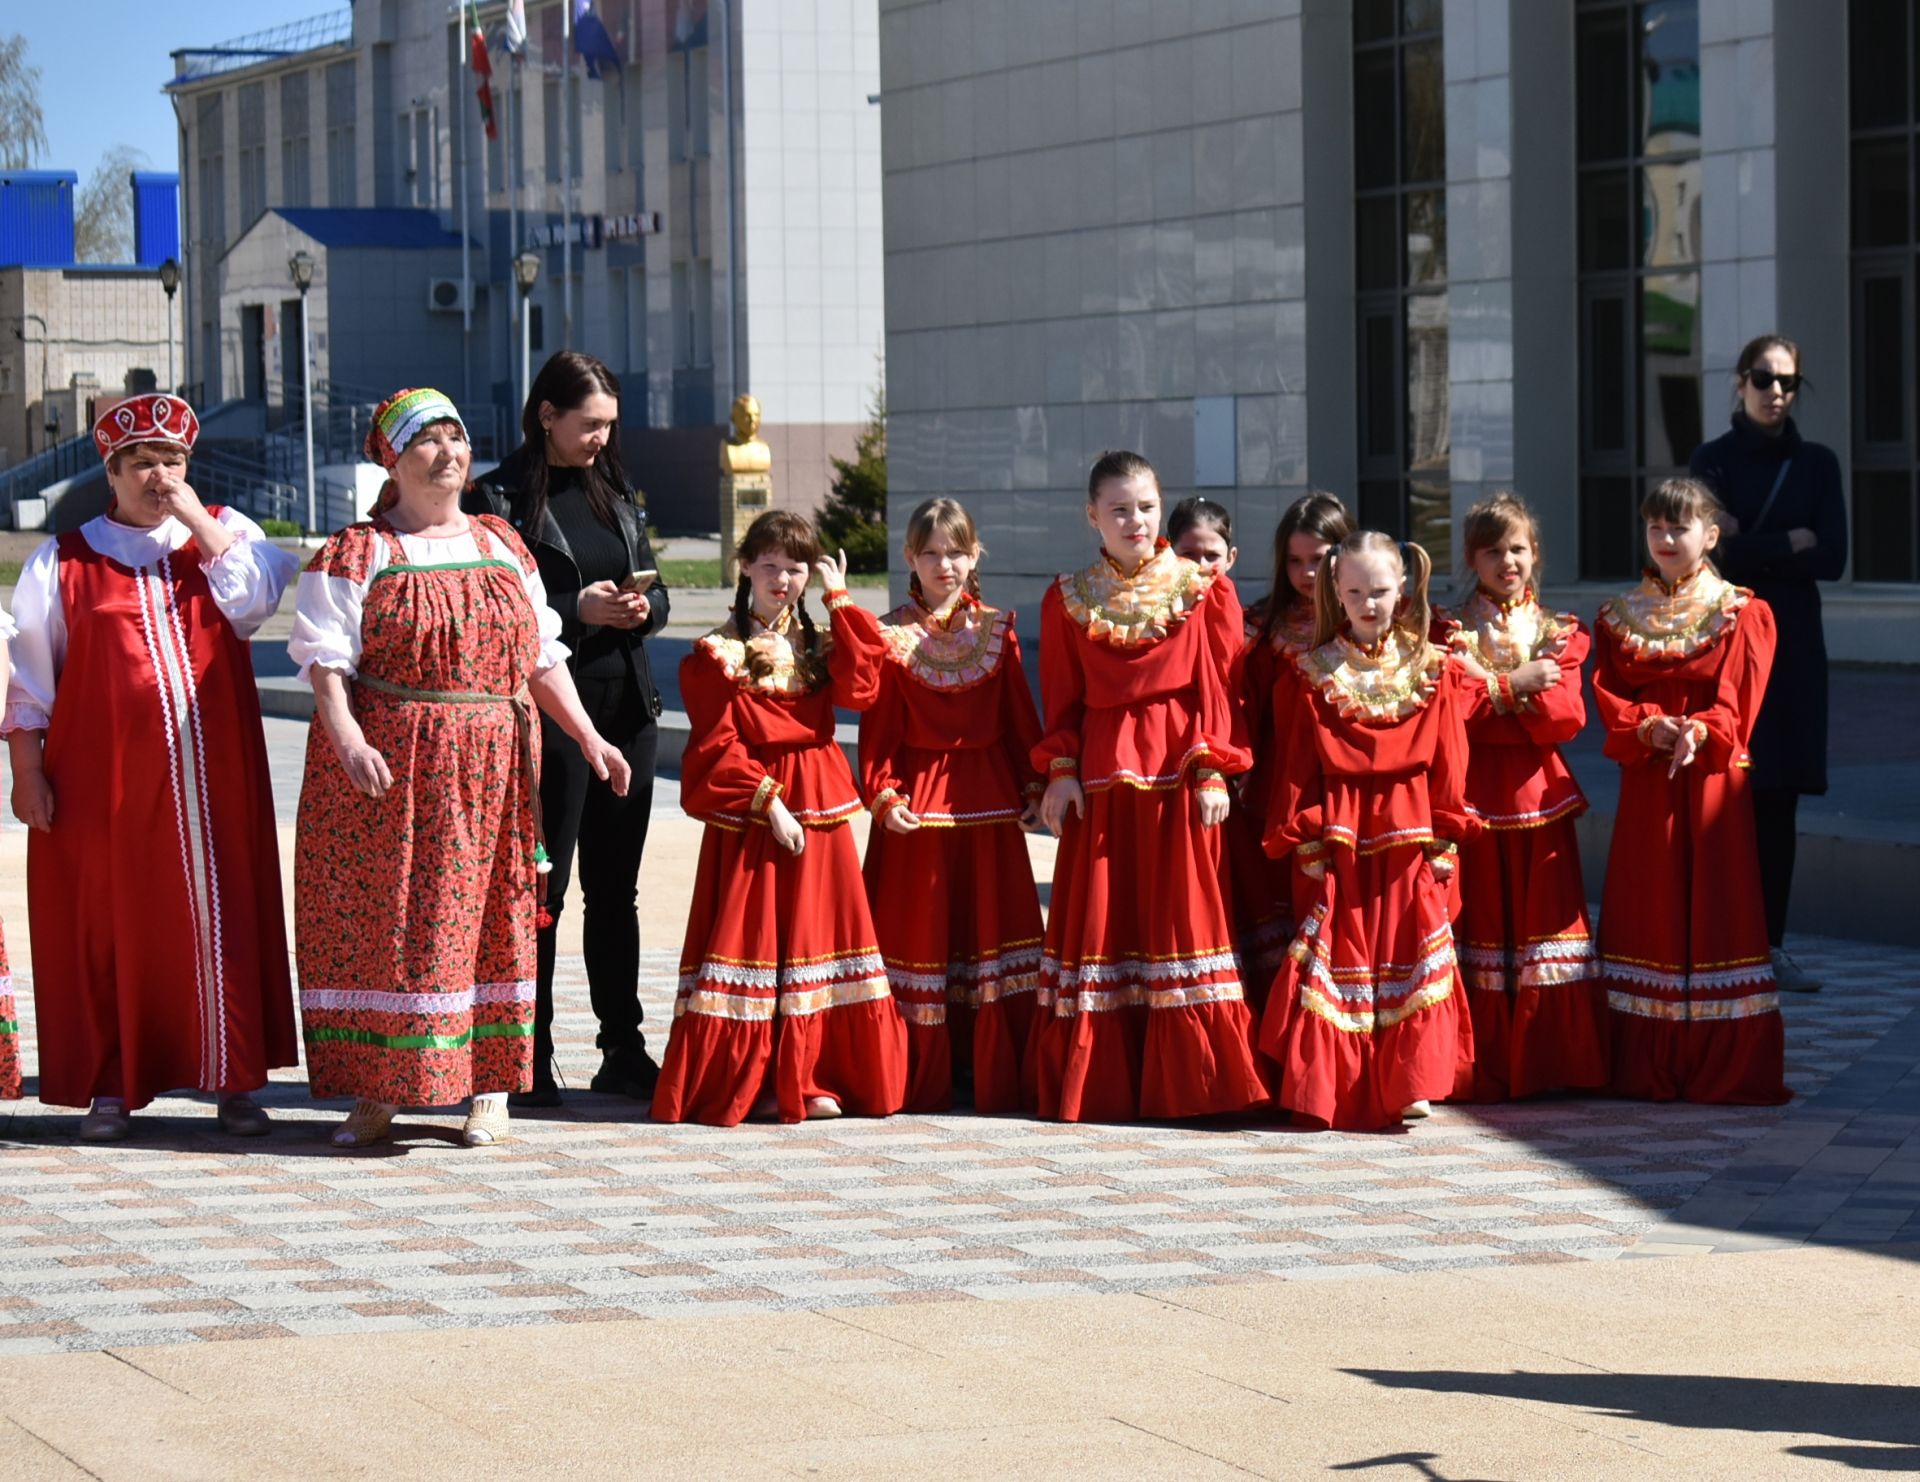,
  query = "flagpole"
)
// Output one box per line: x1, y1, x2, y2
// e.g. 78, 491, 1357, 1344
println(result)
459, 11, 473, 405
561, 0, 573, 350
509, 50, 521, 412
